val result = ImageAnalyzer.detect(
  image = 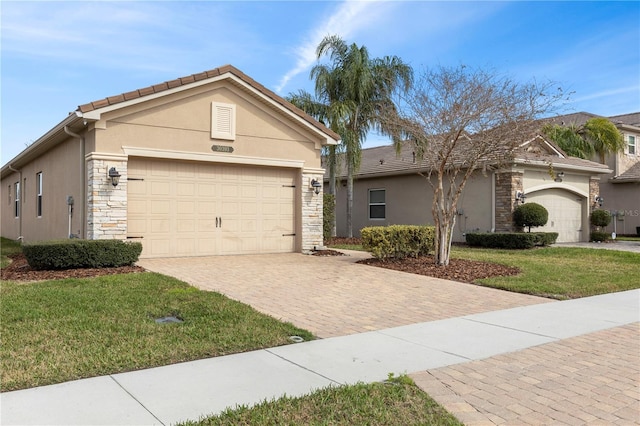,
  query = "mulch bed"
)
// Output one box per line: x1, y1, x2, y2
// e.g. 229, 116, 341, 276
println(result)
1, 254, 145, 282
359, 256, 520, 284
2, 248, 518, 285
